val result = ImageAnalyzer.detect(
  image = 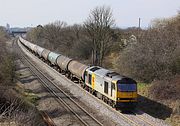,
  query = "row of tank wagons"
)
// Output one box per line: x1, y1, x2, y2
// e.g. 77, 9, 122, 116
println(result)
19, 37, 88, 81
19, 37, 138, 109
